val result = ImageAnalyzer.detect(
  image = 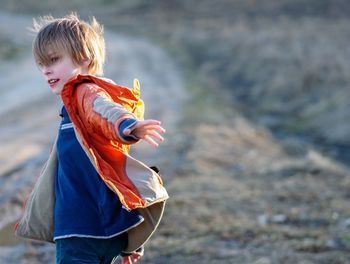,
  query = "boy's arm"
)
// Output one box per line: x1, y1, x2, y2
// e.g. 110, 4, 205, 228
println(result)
75, 83, 139, 144
75, 83, 165, 146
